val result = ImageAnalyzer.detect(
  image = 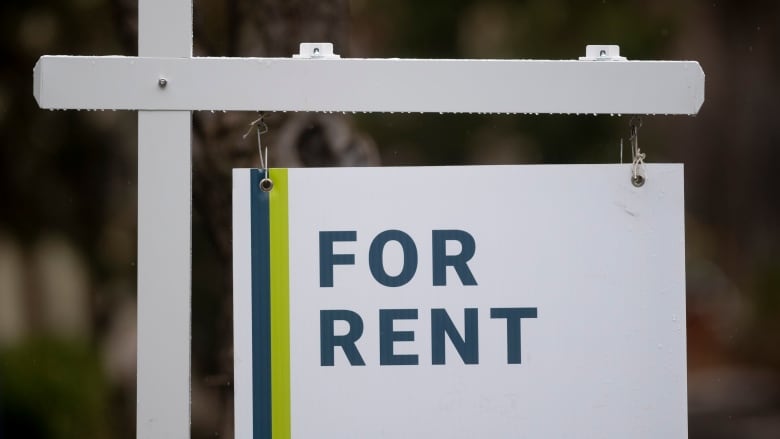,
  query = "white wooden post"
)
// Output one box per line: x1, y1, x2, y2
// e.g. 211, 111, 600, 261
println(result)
136, 0, 192, 437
